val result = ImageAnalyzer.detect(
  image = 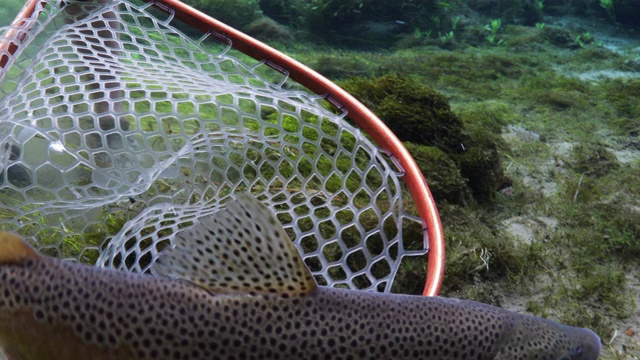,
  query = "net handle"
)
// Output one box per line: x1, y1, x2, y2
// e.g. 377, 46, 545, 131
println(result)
0, 0, 445, 296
